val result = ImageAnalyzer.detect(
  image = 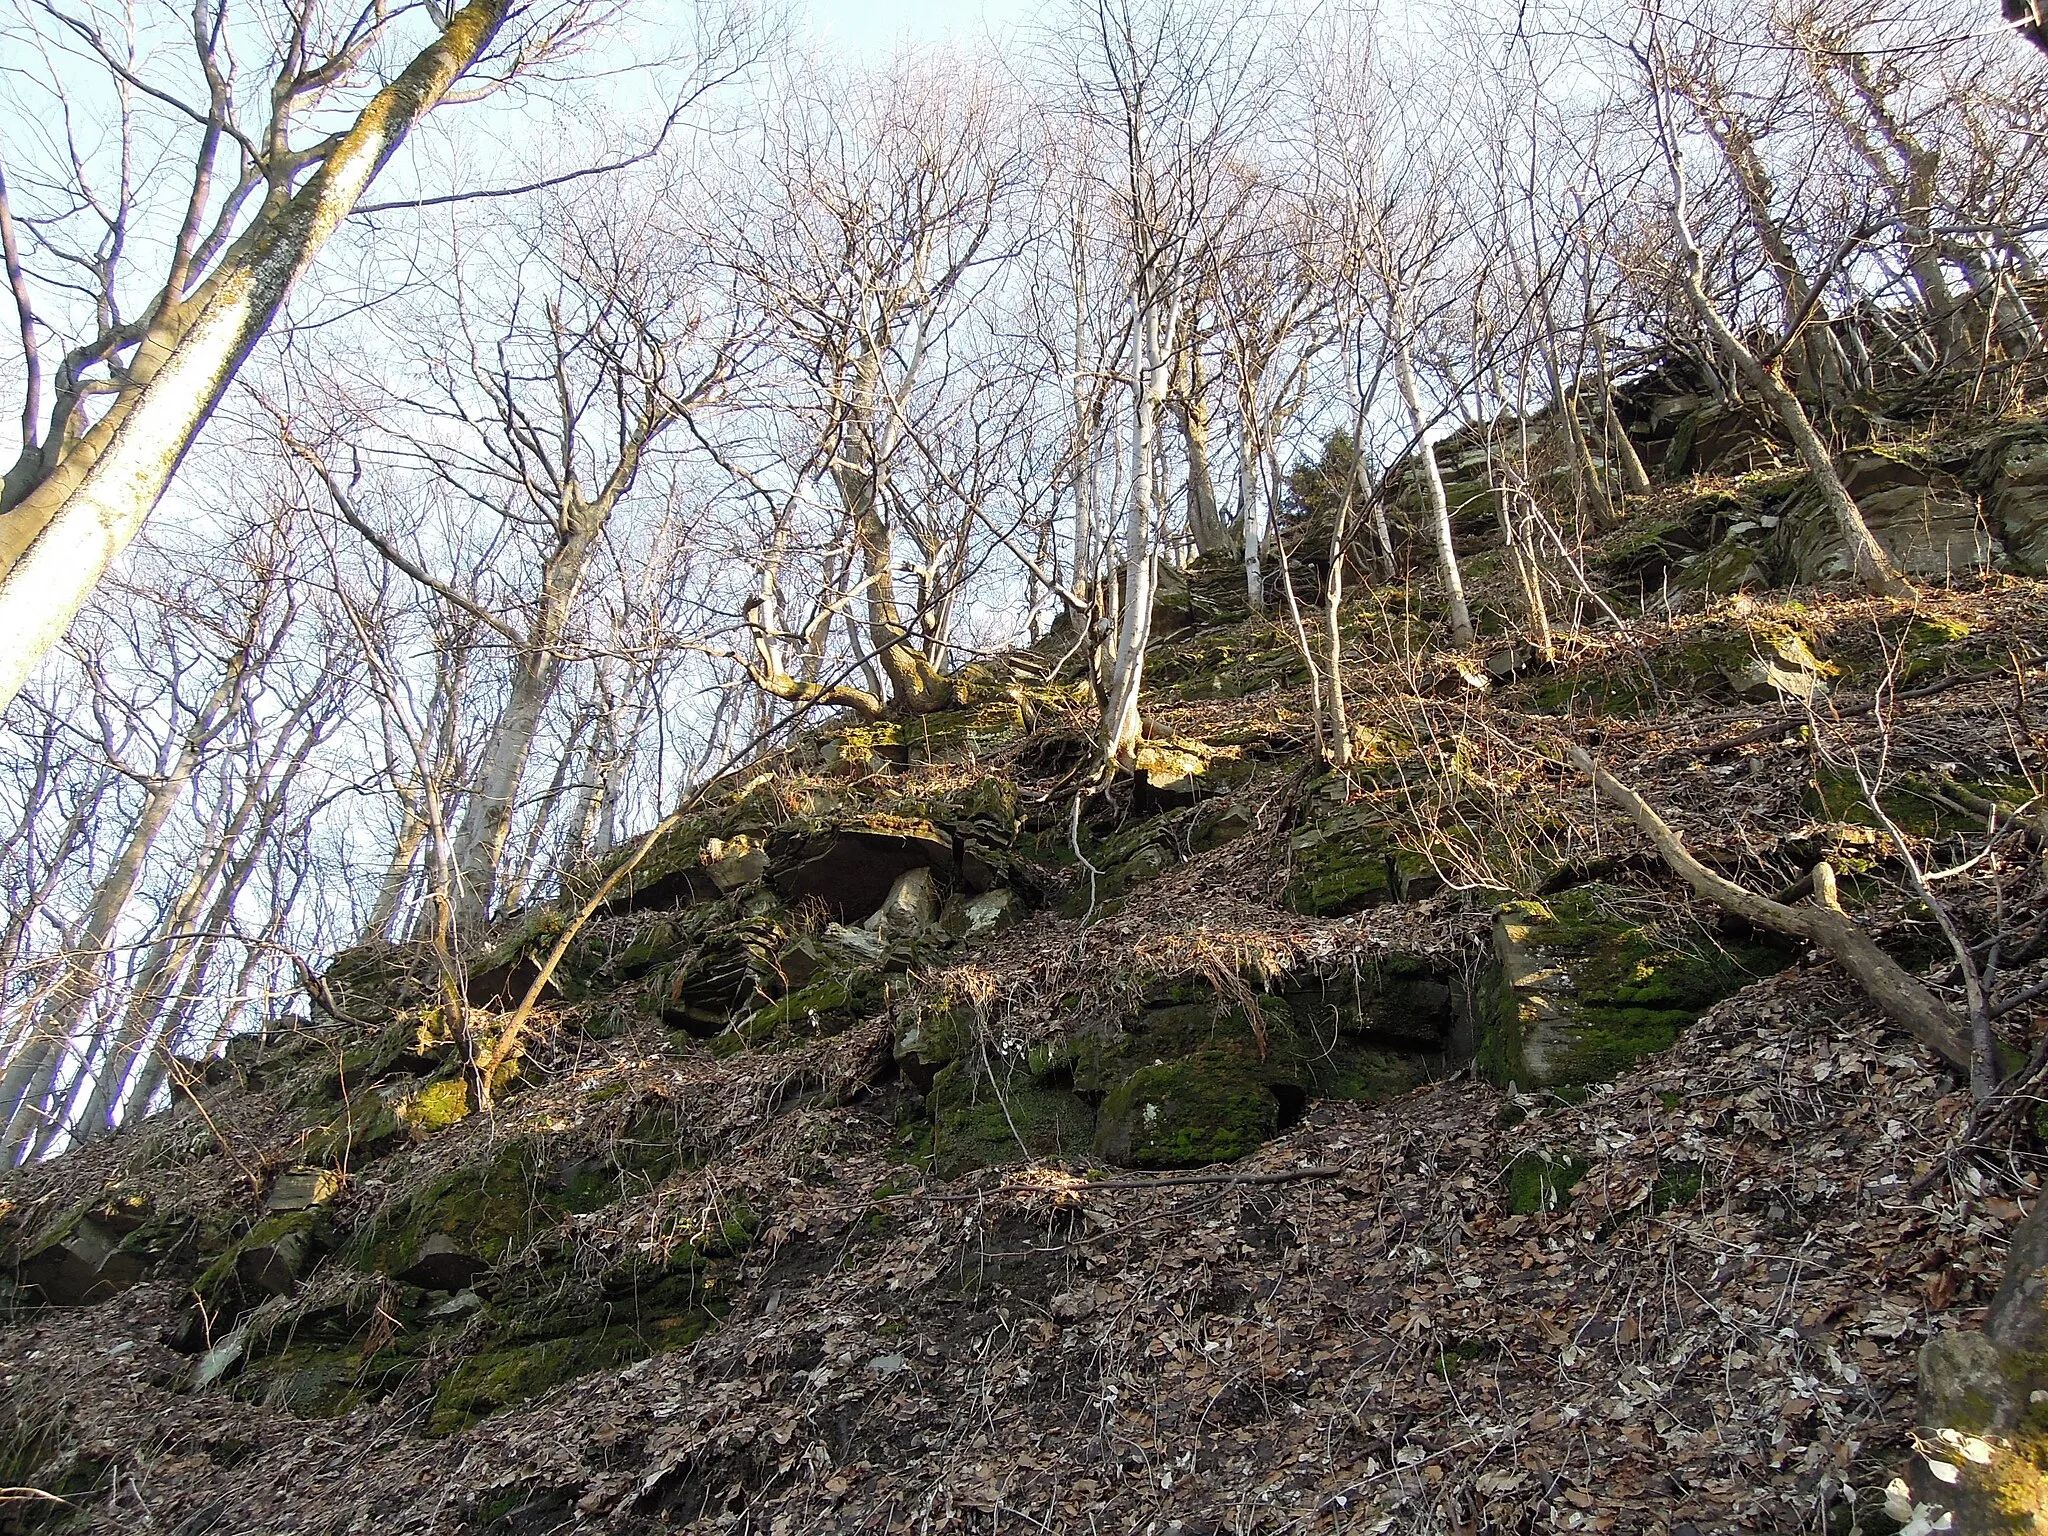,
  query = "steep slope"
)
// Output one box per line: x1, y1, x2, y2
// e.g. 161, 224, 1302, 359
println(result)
5, 393, 2048, 1536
